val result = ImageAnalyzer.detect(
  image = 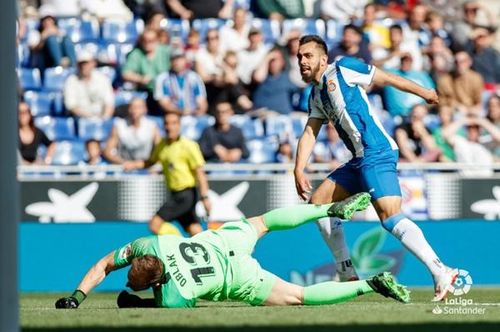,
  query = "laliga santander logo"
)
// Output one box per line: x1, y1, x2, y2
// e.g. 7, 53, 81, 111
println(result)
448, 269, 473, 296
